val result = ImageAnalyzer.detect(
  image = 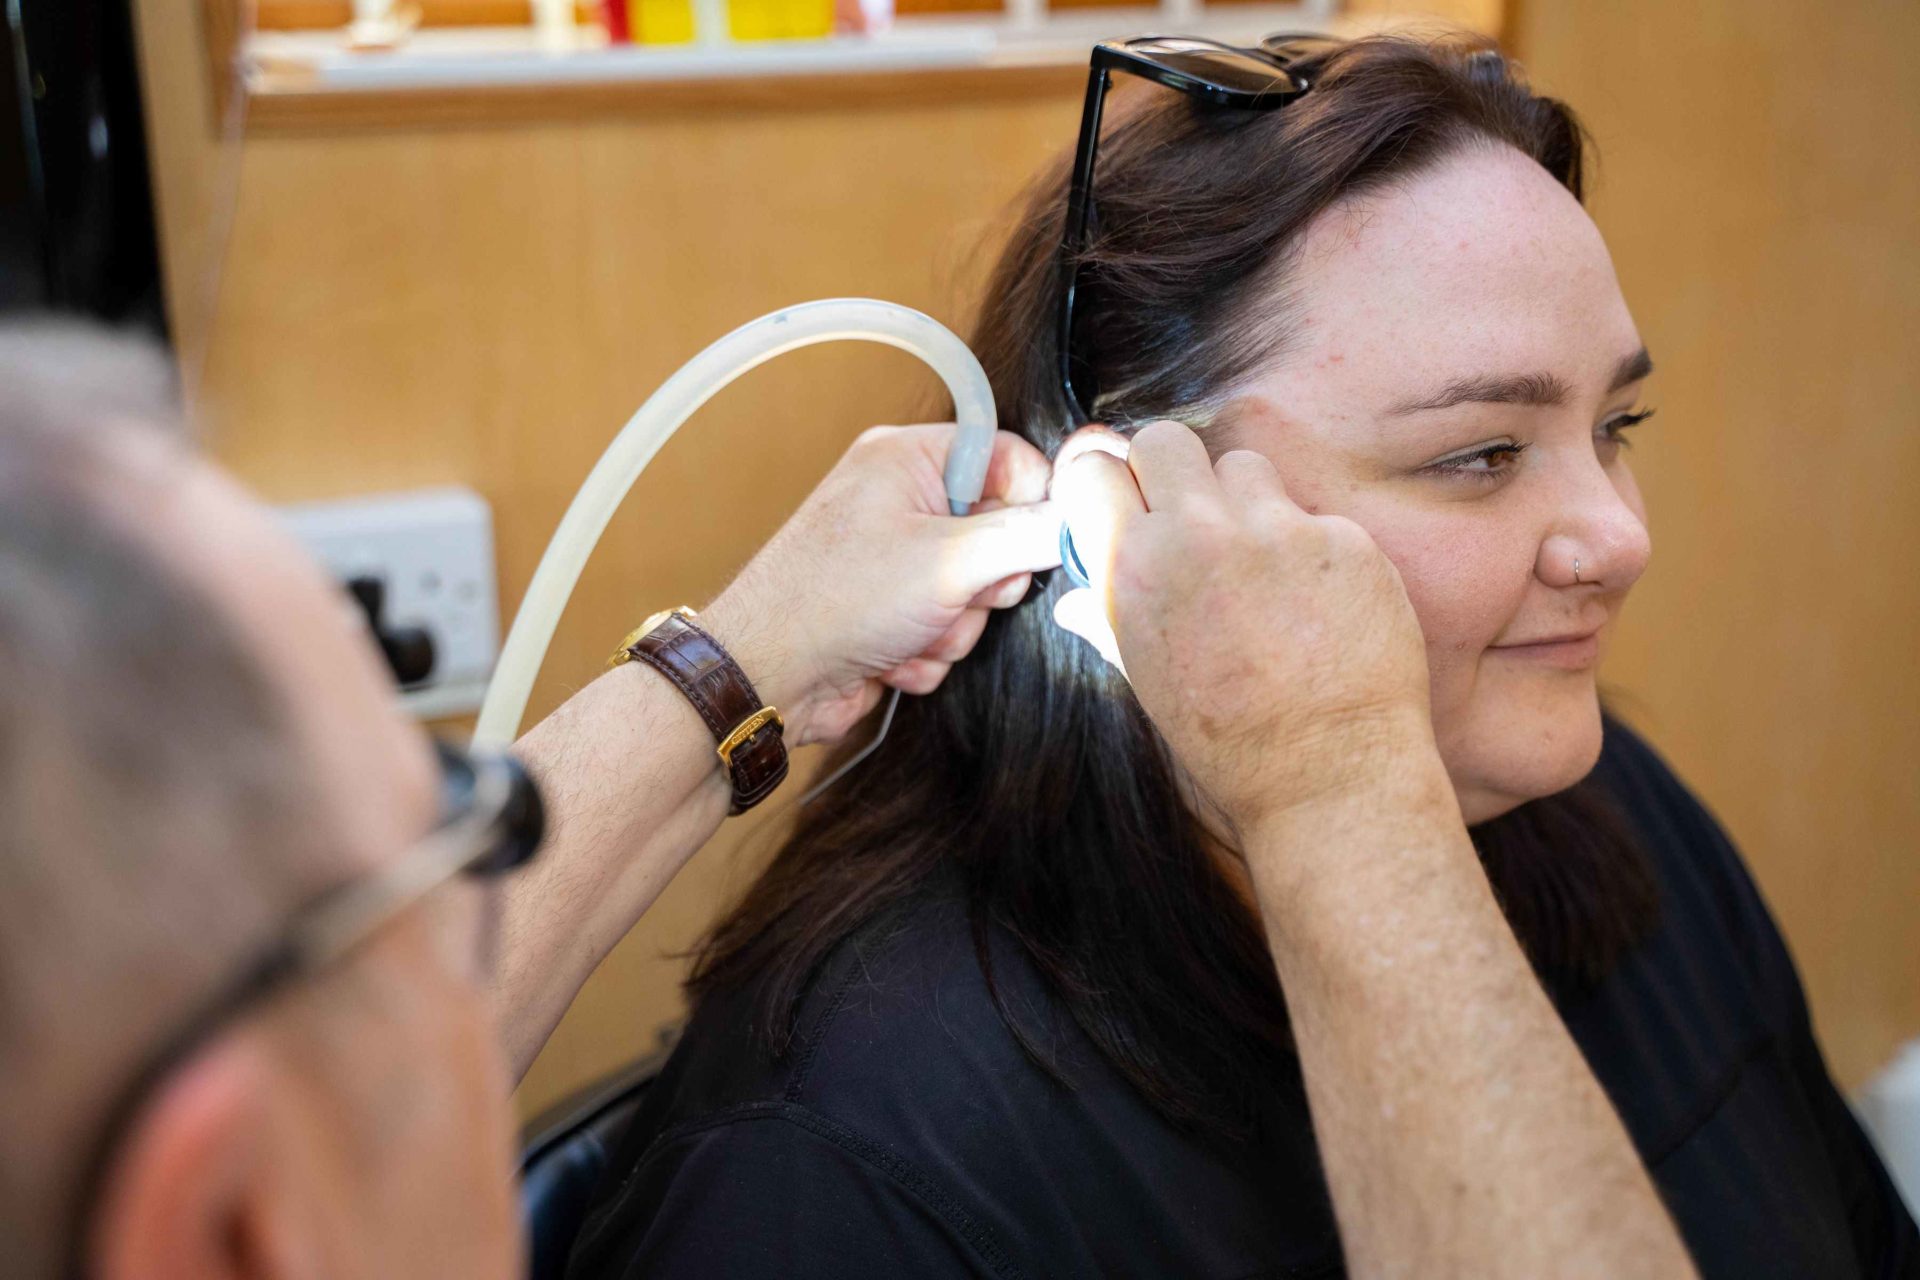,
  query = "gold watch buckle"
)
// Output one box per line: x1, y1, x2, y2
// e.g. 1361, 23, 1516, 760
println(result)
607, 605, 697, 670
717, 706, 783, 767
